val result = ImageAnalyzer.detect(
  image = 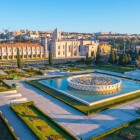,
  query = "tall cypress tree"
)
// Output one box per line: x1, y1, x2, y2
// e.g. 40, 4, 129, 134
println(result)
127, 54, 131, 64
138, 49, 140, 56
109, 49, 115, 64
95, 45, 101, 65
17, 48, 22, 68
49, 49, 53, 66
137, 55, 140, 61
121, 53, 128, 65
91, 51, 95, 60
86, 52, 88, 60
114, 51, 118, 64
